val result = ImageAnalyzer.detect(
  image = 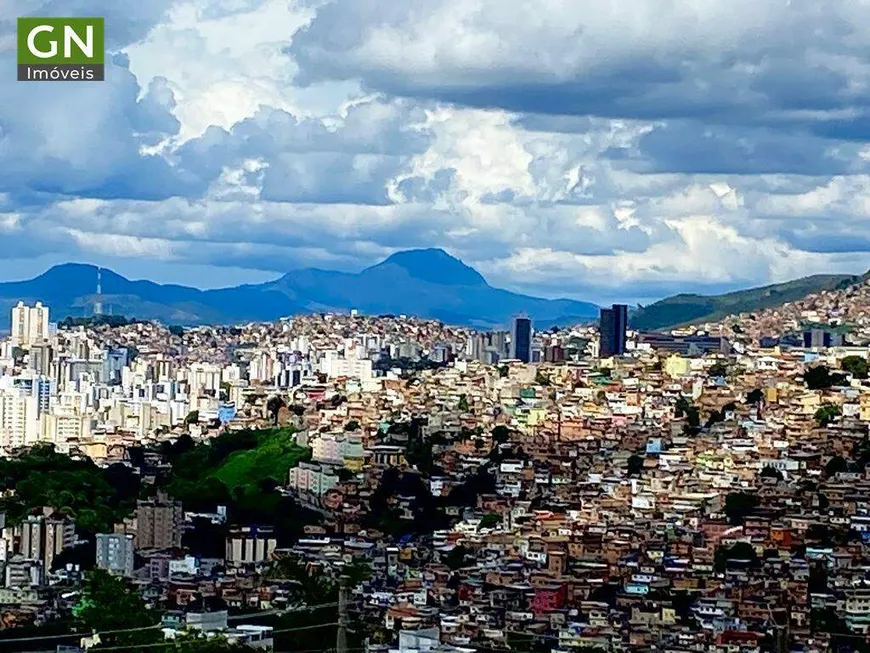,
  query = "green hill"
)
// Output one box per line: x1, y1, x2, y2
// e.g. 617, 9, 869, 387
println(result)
630, 273, 861, 331
210, 428, 310, 489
